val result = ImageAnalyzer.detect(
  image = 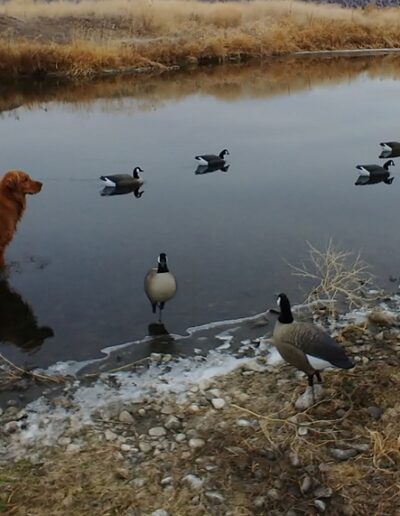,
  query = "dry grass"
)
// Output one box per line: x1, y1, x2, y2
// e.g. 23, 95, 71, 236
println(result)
0, 0, 400, 79
287, 240, 375, 315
